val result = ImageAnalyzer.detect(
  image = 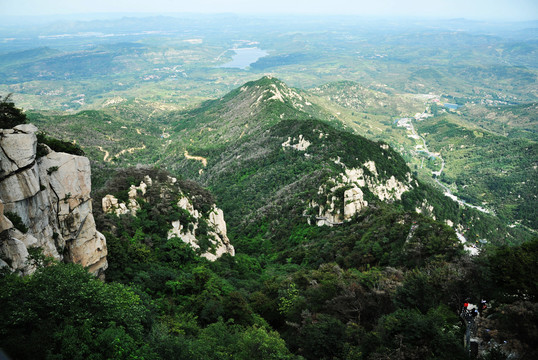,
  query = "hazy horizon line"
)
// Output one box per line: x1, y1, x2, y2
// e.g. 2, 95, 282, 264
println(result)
2, 12, 537, 24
